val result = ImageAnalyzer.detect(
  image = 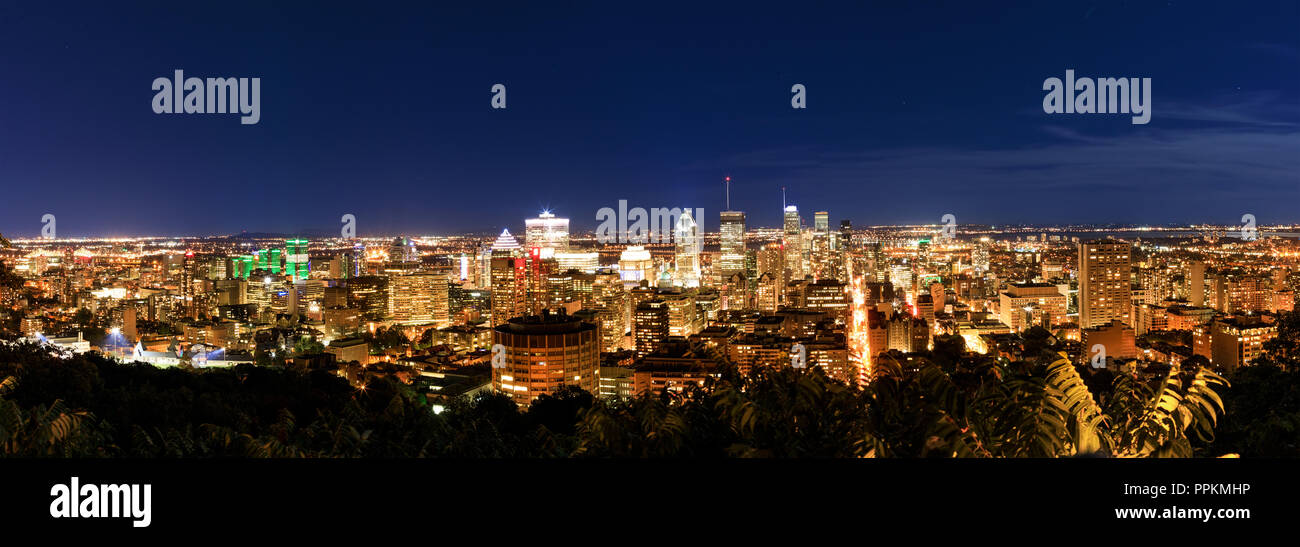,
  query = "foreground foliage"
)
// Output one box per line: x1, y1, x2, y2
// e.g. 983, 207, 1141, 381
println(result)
0, 337, 1260, 458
